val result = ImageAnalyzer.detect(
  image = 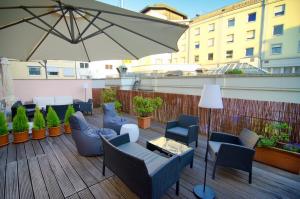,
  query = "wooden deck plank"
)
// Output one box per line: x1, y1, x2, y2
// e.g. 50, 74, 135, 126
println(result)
6, 144, 16, 163
89, 182, 111, 199
0, 145, 7, 166
67, 193, 80, 199
16, 143, 26, 161
98, 179, 124, 199
31, 140, 44, 155
39, 139, 77, 198
77, 188, 95, 199
47, 139, 87, 192
5, 161, 19, 199
0, 164, 6, 199
107, 176, 138, 199
17, 159, 34, 199
24, 141, 35, 159
38, 155, 64, 199
28, 156, 49, 199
